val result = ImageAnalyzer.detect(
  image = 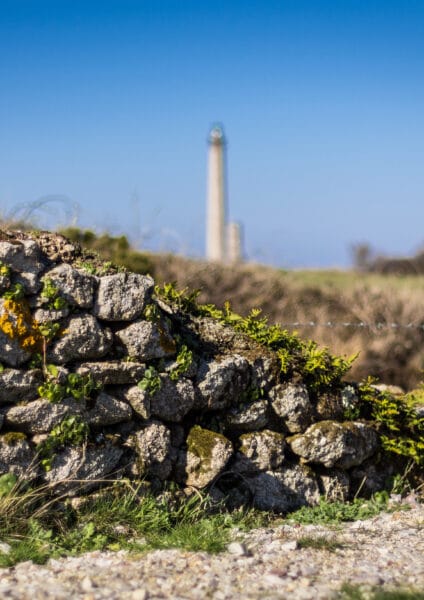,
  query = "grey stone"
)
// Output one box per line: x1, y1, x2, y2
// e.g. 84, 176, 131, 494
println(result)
93, 273, 154, 321
41, 263, 96, 309
44, 443, 123, 494
115, 320, 176, 361
185, 425, 233, 488
13, 271, 41, 294
269, 383, 314, 433
249, 355, 279, 391
3, 397, 85, 434
124, 386, 151, 420
48, 314, 113, 364
0, 240, 44, 276
288, 420, 379, 469
32, 307, 70, 323
248, 464, 320, 512
0, 298, 33, 367
0, 434, 38, 479
225, 399, 269, 431
237, 430, 286, 472
0, 273, 10, 294
195, 355, 251, 411
133, 421, 173, 480
148, 376, 195, 423
85, 392, 132, 427
0, 368, 43, 404
76, 361, 146, 385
